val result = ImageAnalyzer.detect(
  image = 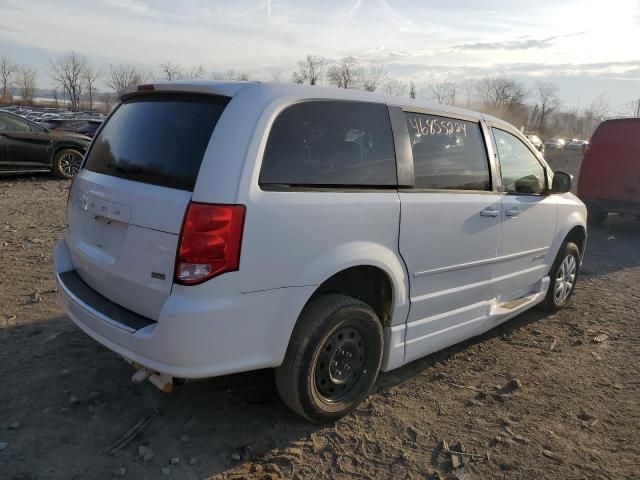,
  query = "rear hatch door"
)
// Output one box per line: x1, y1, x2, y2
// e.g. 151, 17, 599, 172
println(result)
66, 92, 229, 320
